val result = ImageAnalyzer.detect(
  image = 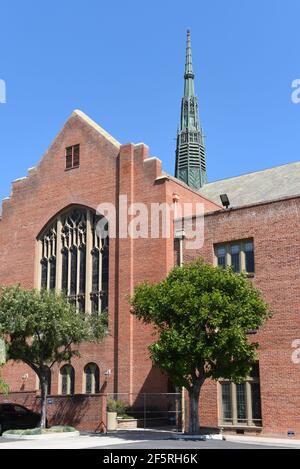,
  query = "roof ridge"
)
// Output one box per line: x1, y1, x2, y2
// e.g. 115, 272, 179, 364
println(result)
73, 110, 121, 148
203, 160, 300, 186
